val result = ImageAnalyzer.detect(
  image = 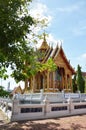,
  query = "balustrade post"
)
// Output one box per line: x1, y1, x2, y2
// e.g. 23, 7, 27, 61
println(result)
43, 95, 50, 116
67, 96, 73, 113
11, 98, 19, 121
